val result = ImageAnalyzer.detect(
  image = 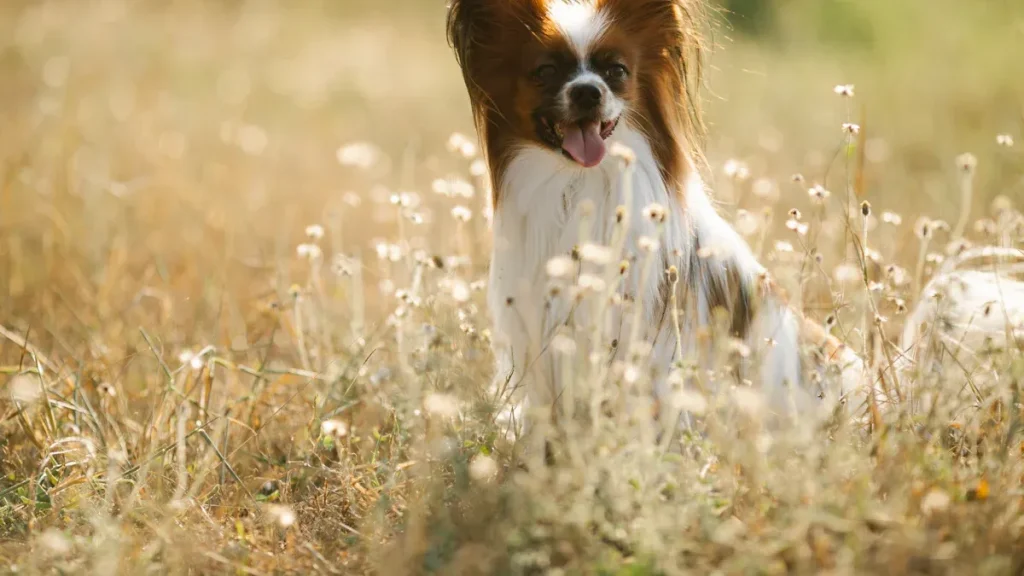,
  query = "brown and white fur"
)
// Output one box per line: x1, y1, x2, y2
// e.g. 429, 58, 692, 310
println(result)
447, 0, 867, 435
